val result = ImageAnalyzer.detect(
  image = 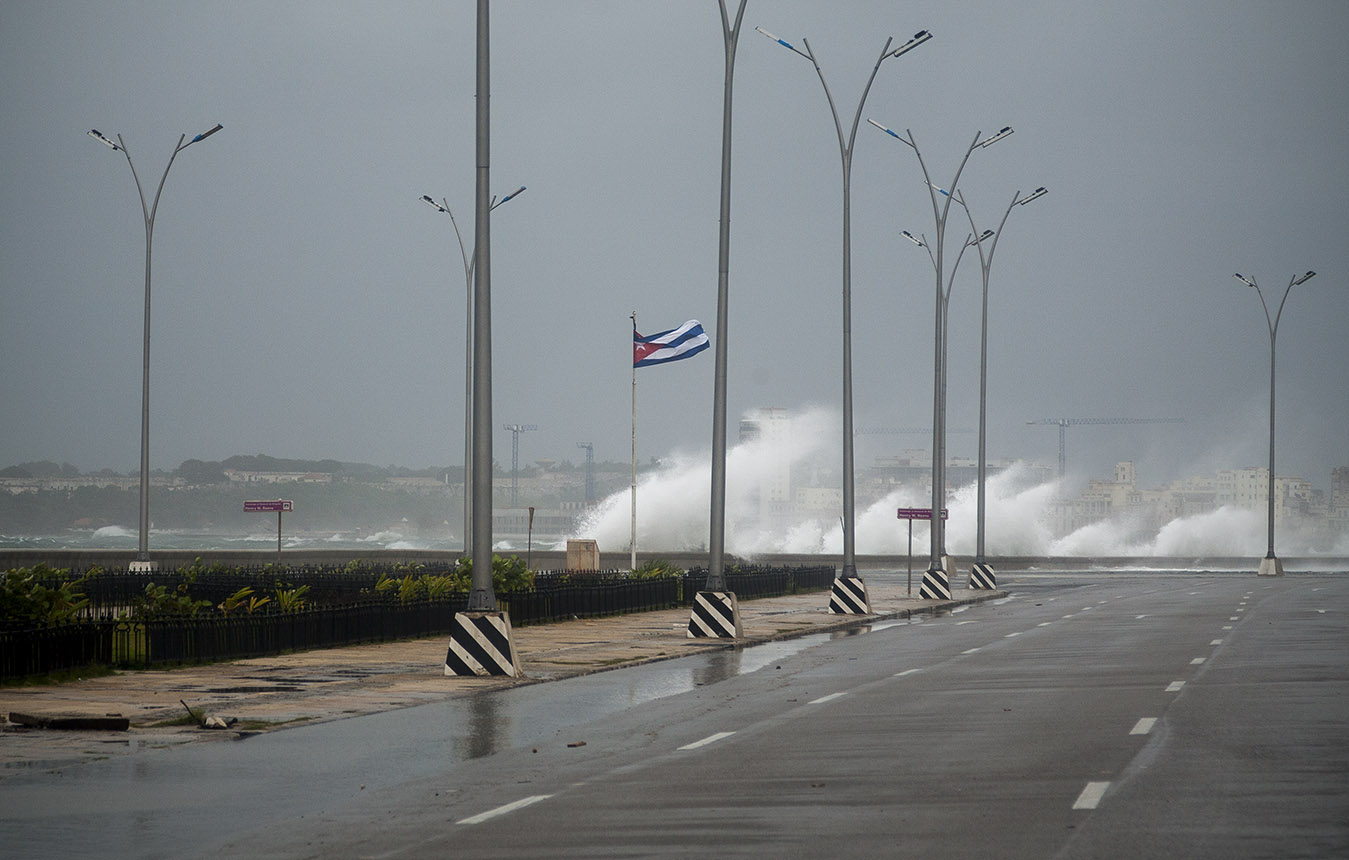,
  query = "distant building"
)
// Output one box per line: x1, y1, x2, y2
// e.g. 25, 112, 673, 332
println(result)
224, 469, 332, 484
